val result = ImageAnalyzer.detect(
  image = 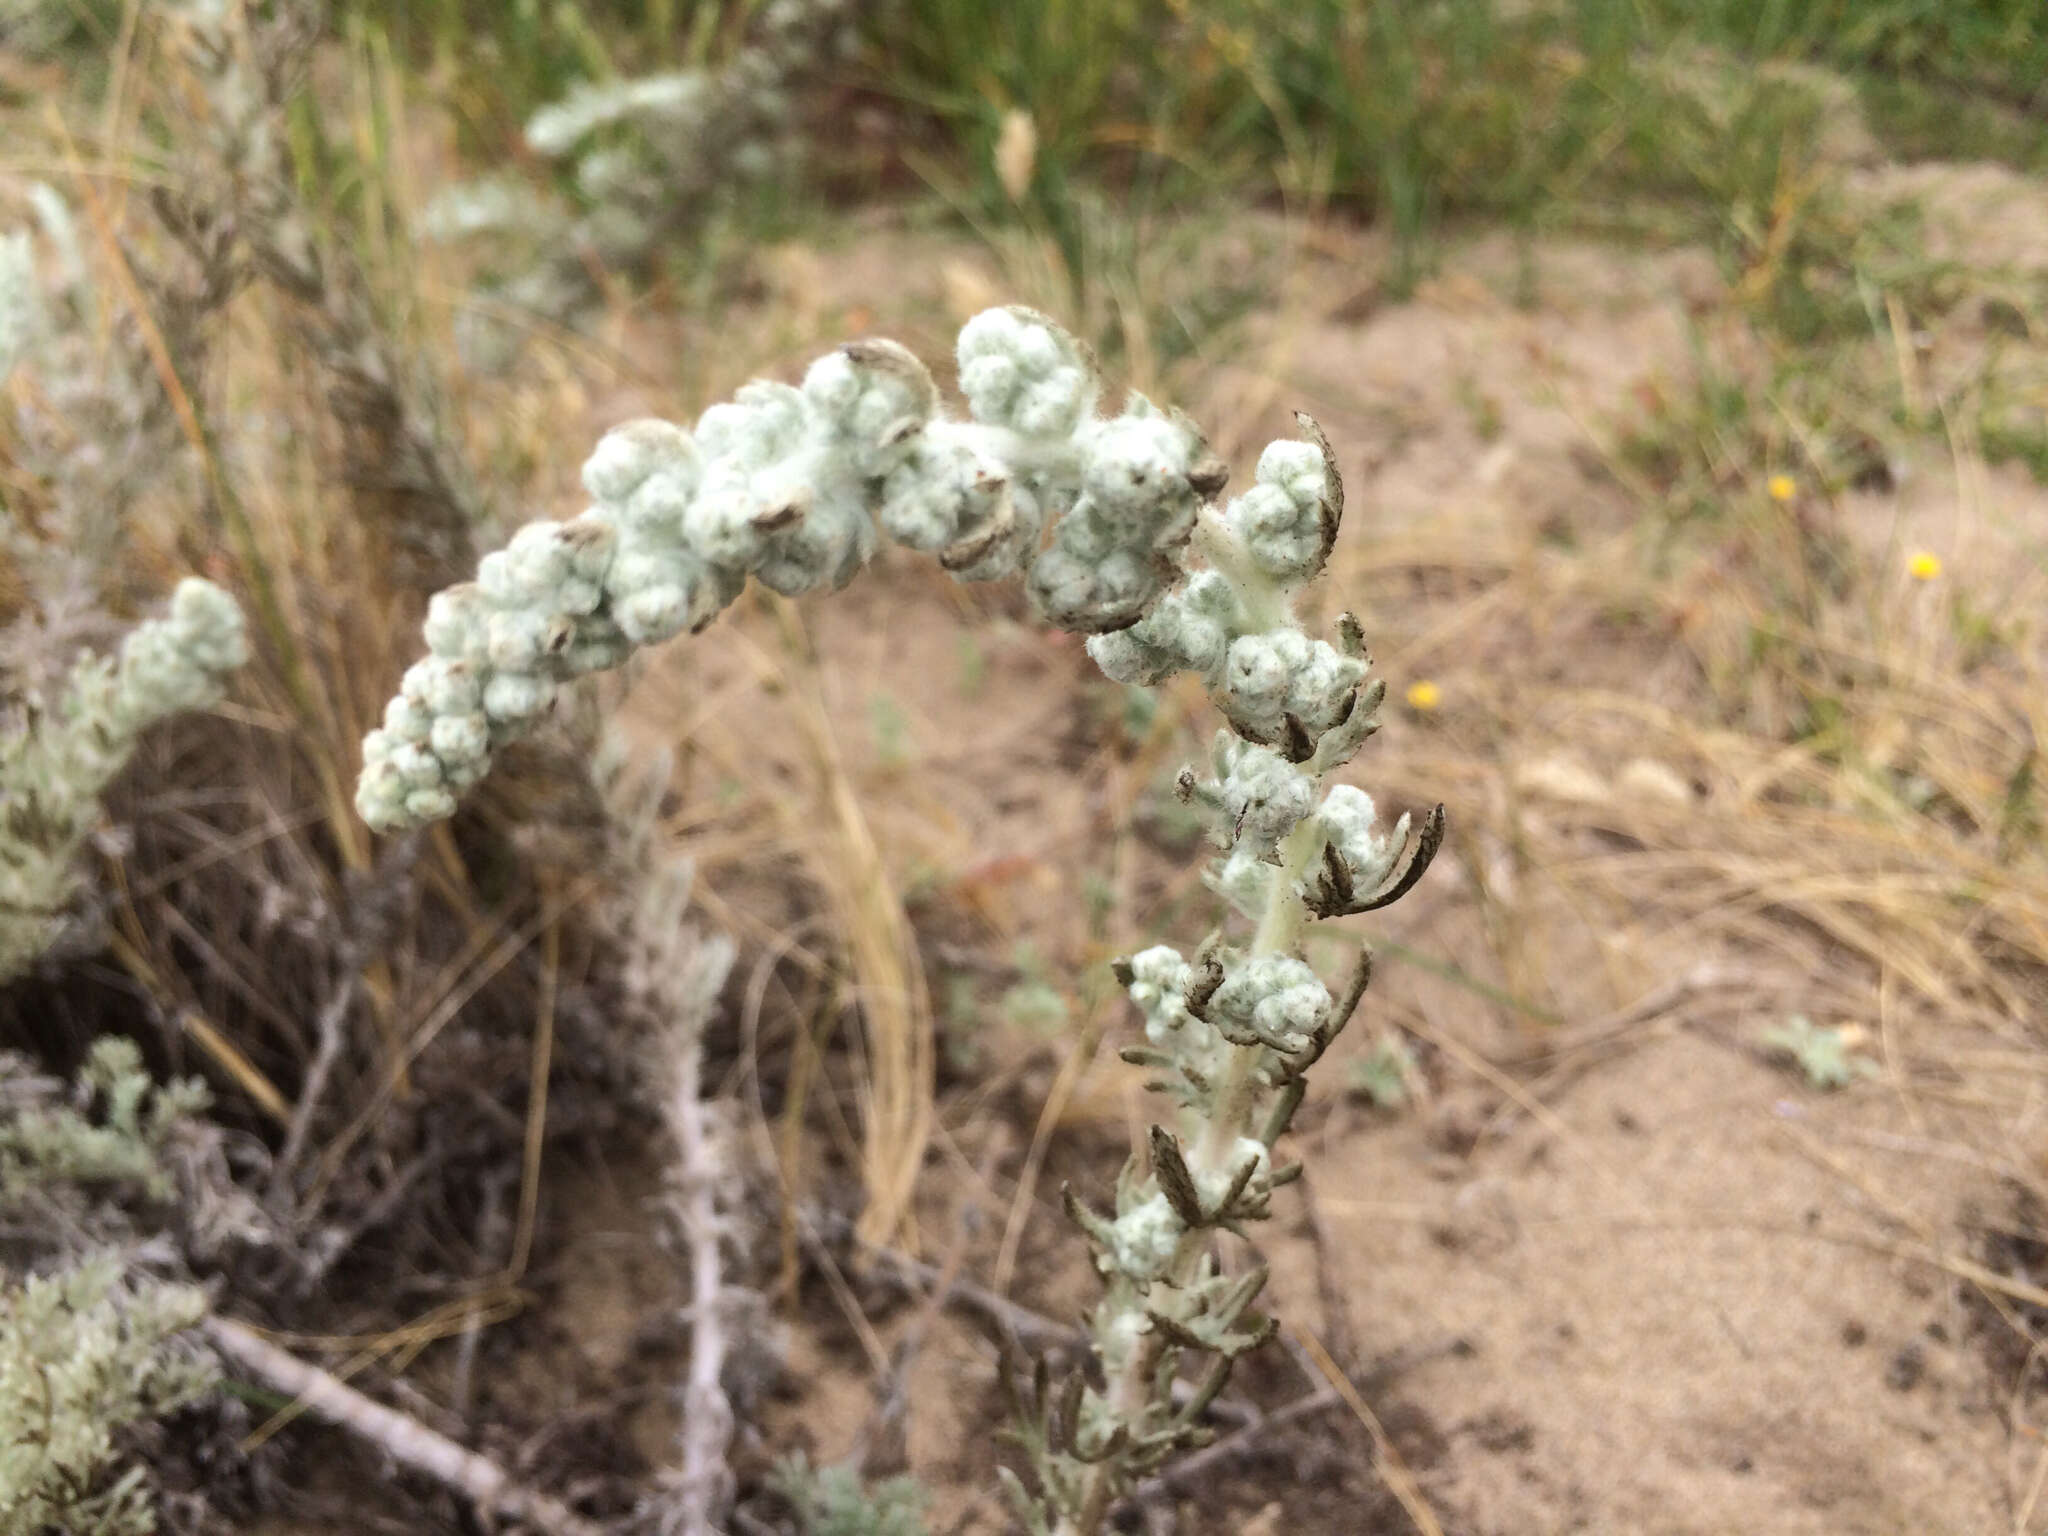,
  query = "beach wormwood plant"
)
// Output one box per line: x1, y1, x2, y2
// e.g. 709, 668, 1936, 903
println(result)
356, 307, 1443, 1533
1, 579, 249, 983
